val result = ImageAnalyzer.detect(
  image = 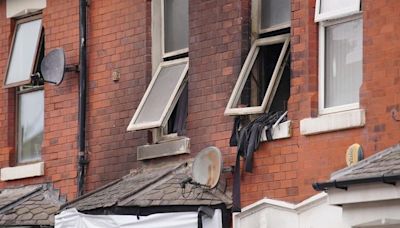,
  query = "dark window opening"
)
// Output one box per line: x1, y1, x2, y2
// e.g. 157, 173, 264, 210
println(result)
239, 43, 290, 113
